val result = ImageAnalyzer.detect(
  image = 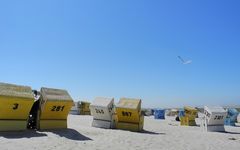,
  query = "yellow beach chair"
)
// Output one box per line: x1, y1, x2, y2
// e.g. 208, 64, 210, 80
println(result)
37, 87, 73, 130
79, 101, 91, 115
0, 82, 34, 131
115, 98, 144, 132
180, 106, 198, 126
